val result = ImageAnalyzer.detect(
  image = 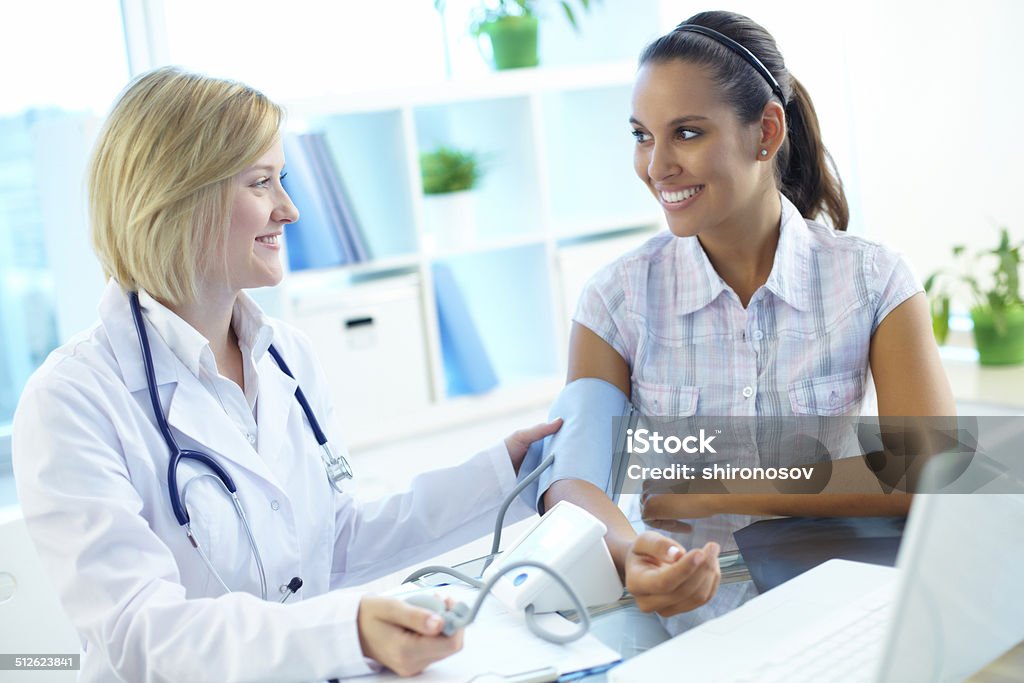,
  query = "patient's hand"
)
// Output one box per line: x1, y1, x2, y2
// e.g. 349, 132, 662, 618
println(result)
625, 532, 721, 617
